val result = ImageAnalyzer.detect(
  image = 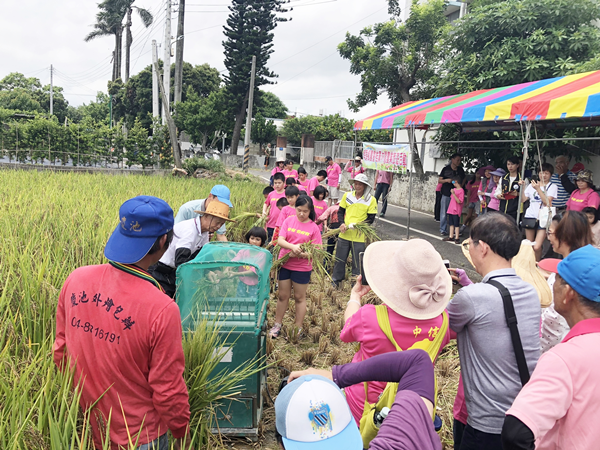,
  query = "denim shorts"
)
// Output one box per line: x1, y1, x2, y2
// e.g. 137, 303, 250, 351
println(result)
278, 267, 312, 284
